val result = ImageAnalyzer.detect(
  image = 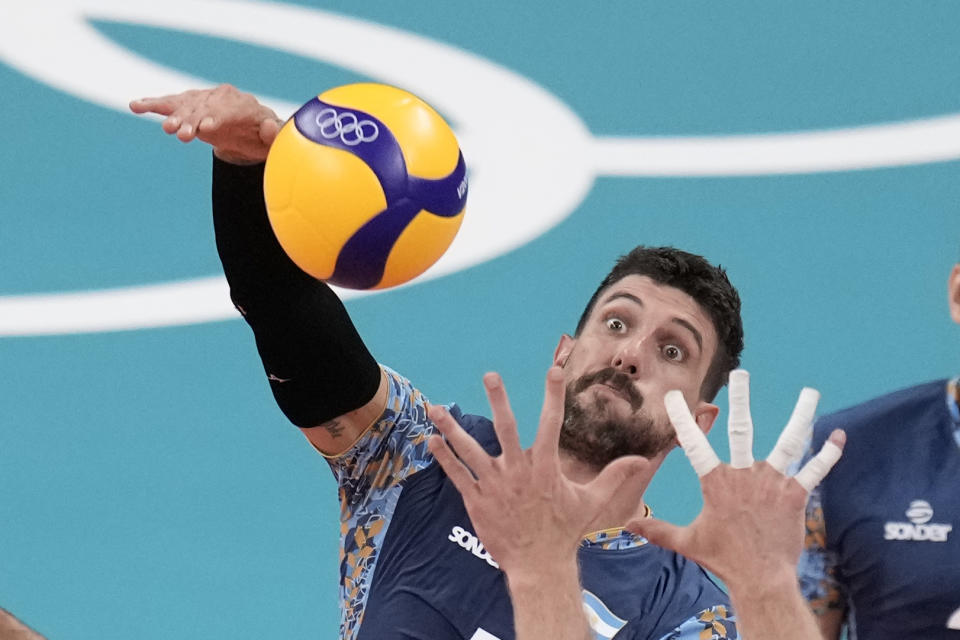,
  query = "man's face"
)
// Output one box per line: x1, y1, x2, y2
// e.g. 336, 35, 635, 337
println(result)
555, 275, 719, 468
